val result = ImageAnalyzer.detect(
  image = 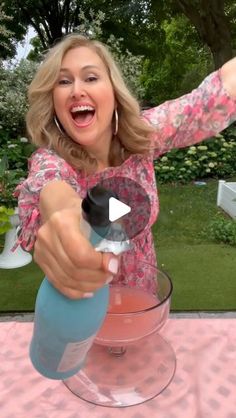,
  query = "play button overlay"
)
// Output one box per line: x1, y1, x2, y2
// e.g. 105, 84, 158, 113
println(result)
109, 197, 131, 222
90, 176, 151, 242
